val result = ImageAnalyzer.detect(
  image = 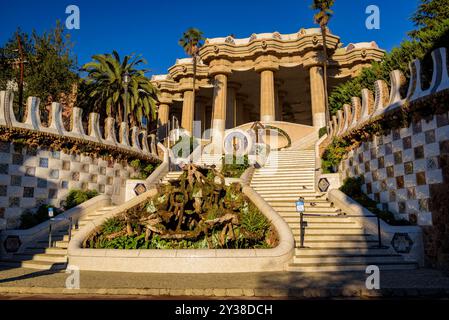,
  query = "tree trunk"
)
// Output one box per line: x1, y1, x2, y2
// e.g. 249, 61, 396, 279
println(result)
192, 53, 197, 135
